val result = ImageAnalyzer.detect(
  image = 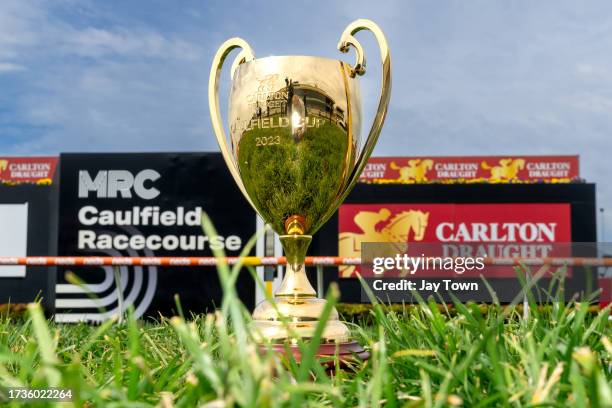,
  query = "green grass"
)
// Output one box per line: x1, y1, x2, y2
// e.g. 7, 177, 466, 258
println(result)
0, 218, 610, 407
